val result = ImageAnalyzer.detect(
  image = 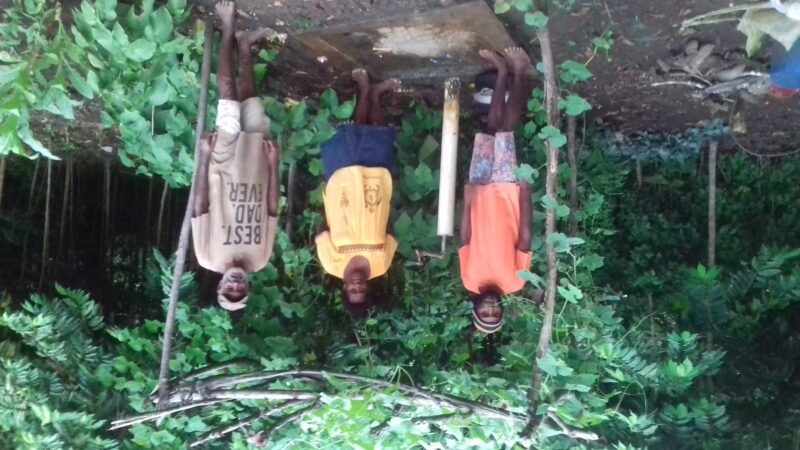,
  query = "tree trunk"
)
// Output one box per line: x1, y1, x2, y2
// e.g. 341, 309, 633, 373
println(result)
523, 18, 562, 437
157, 23, 214, 407
635, 152, 642, 189
708, 141, 717, 269
58, 159, 72, 260
38, 160, 52, 290
19, 159, 41, 282
705, 140, 718, 353
0, 155, 6, 210
567, 115, 578, 236
156, 180, 169, 251
285, 163, 296, 237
